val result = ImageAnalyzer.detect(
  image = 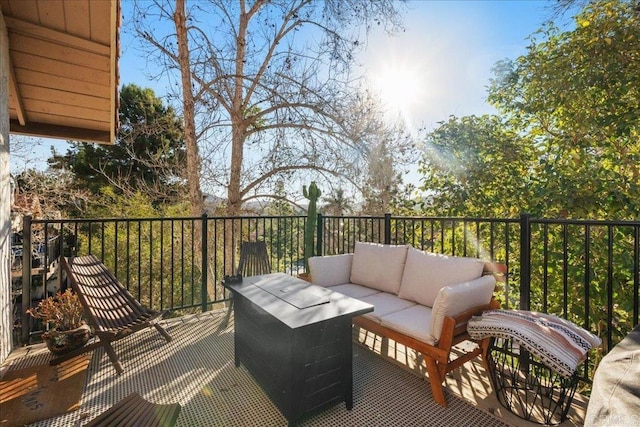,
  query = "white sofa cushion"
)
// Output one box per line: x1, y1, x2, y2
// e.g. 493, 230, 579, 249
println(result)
380, 305, 436, 345
350, 242, 408, 294
429, 275, 496, 341
398, 247, 485, 307
328, 284, 381, 299
308, 253, 353, 287
360, 292, 416, 323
